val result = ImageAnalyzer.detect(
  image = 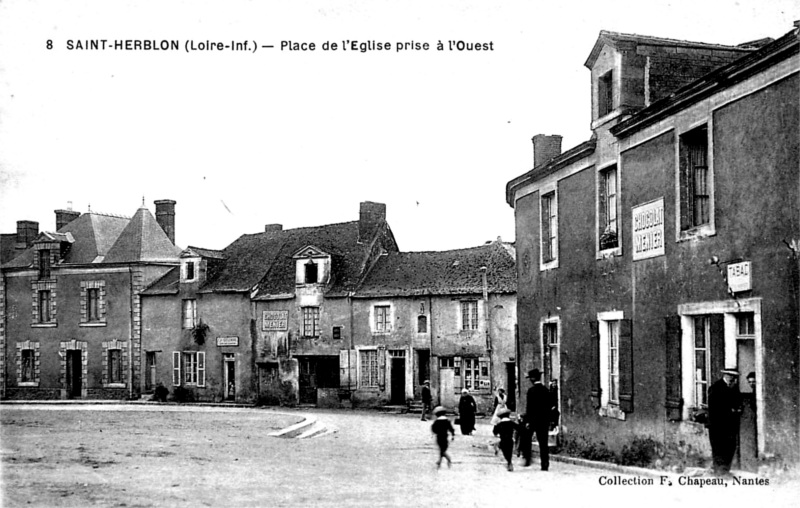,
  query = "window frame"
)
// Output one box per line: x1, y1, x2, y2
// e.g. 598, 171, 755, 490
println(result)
598, 70, 614, 118
693, 316, 711, 409
175, 351, 206, 387
304, 260, 318, 284
182, 299, 197, 329
597, 311, 626, 420
38, 290, 52, 323
38, 249, 51, 279
21, 349, 35, 383
597, 163, 621, 256
677, 123, 715, 241
359, 349, 380, 388
302, 306, 320, 338
108, 349, 123, 385
539, 186, 559, 270
460, 300, 479, 331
